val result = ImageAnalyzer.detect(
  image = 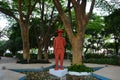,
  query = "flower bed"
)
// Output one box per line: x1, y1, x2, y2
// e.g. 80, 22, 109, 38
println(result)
9, 65, 110, 80
21, 70, 98, 80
